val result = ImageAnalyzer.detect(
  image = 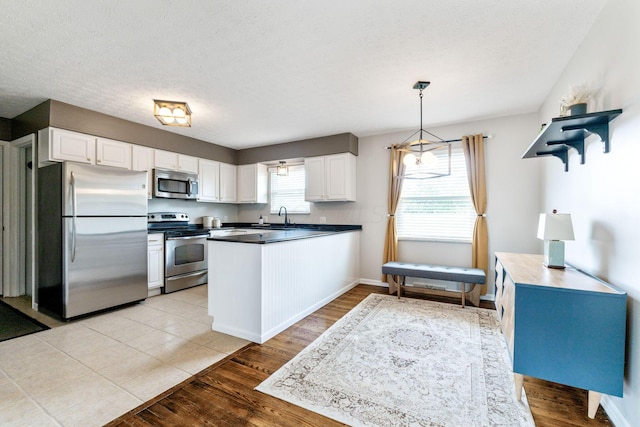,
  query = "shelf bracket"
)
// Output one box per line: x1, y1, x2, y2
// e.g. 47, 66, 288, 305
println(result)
536, 149, 569, 172
561, 122, 611, 153
546, 139, 585, 164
